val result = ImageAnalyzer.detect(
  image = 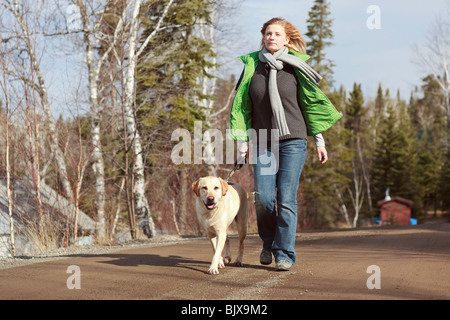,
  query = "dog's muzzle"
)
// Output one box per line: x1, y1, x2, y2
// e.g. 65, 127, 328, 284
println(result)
203, 198, 216, 210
